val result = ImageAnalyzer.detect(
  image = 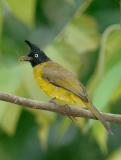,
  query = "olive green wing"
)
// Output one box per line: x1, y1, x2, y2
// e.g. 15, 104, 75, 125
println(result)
42, 61, 89, 102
